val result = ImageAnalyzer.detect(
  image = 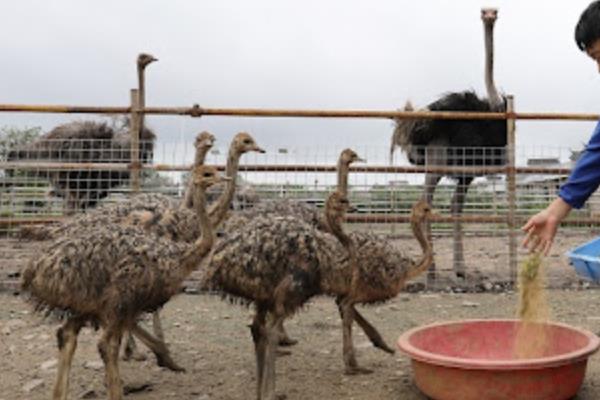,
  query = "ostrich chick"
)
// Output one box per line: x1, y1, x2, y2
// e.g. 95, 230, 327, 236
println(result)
21, 165, 228, 400
217, 148, 366, 346
203, 190, 353, 400
323, 199, 434, 374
